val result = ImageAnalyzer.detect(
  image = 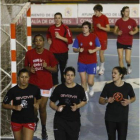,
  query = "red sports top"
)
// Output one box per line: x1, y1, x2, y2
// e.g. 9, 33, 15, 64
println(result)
24, 49, 58, 89
115, 18, 137, 45
92, 14, 109, 41
73, 33, 100, 64
46, 24, 73, 53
